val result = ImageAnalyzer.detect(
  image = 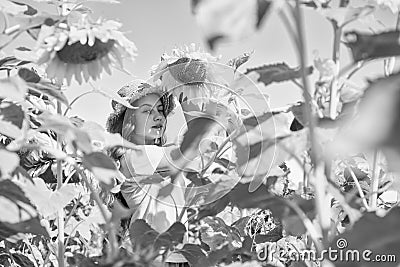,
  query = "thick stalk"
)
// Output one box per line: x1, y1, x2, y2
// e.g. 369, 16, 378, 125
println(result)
369, 150, 379, 210
293, 0, 330, 241
329, 22, 342, 119
56, 101, 65, 267
77, 168, 117, 262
